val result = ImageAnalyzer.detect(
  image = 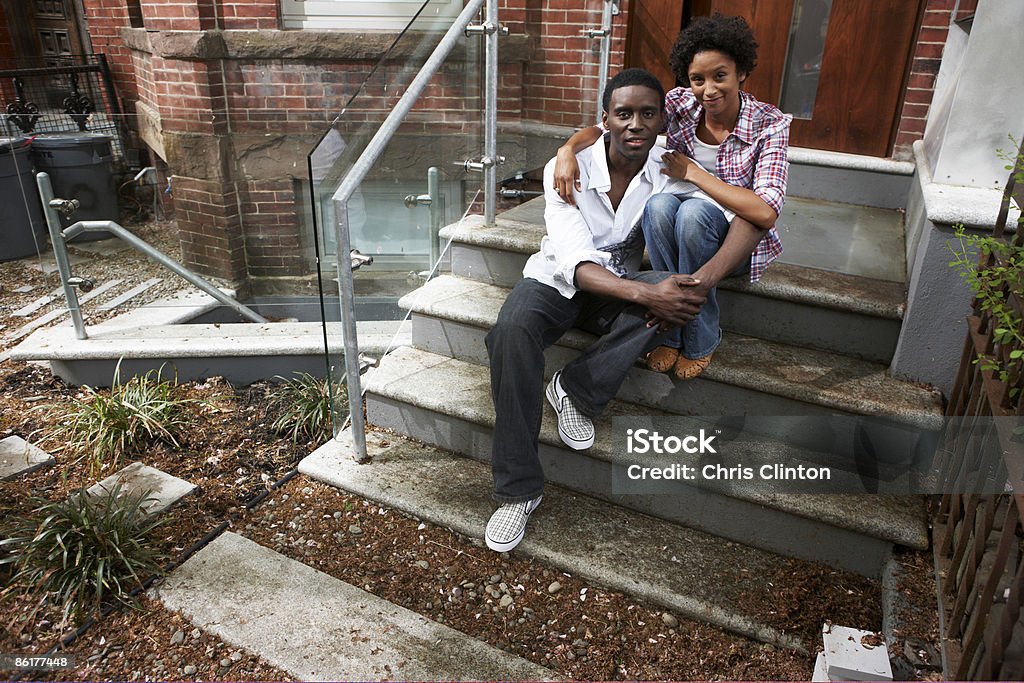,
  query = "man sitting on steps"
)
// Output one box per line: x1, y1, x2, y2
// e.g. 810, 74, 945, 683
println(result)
484, 68, 707, 552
